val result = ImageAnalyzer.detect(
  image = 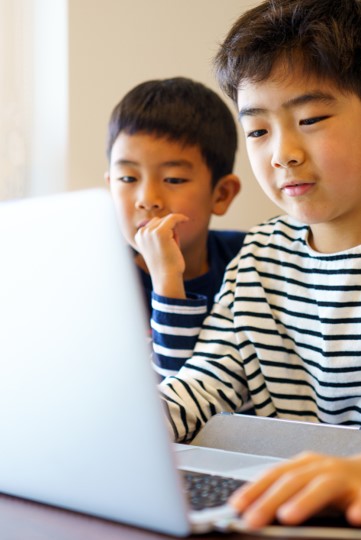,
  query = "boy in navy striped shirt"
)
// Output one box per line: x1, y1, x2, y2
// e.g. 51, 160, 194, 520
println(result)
155, 0, 361, 529
105, 77, 244, 378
